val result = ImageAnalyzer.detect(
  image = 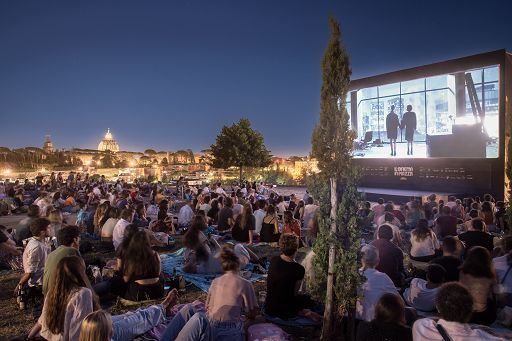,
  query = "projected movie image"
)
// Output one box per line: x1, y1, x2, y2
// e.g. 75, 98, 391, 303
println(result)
349, 65, 499, 159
